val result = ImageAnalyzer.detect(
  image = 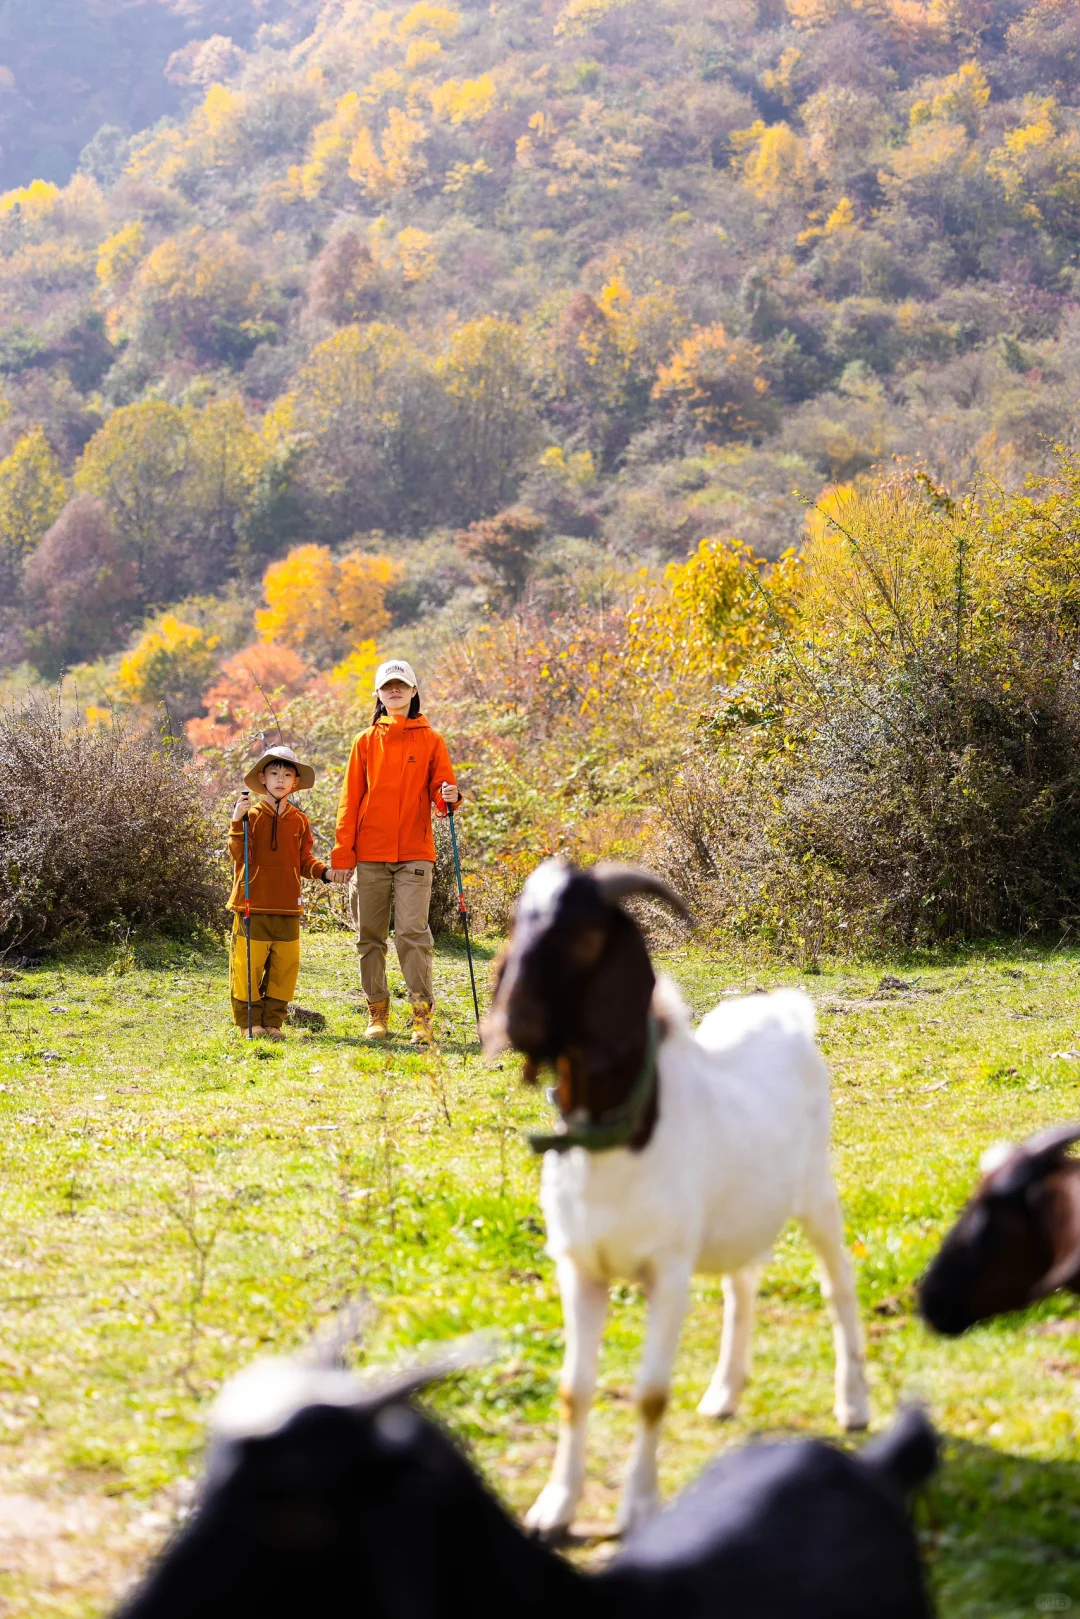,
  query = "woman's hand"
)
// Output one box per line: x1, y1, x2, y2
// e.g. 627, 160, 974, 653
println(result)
440, 782, 461, 805
328, 866, 352, 885
232, 791, 251, 821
